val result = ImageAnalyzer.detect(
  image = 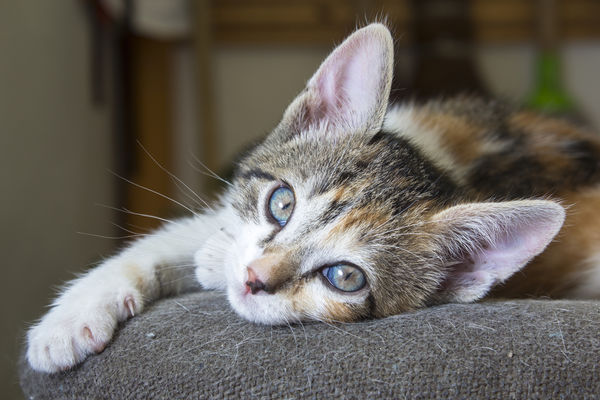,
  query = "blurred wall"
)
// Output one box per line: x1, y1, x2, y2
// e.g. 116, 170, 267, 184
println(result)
478, 43, 600, 127
212, 48, 327, 169
0, 1, 115, 397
